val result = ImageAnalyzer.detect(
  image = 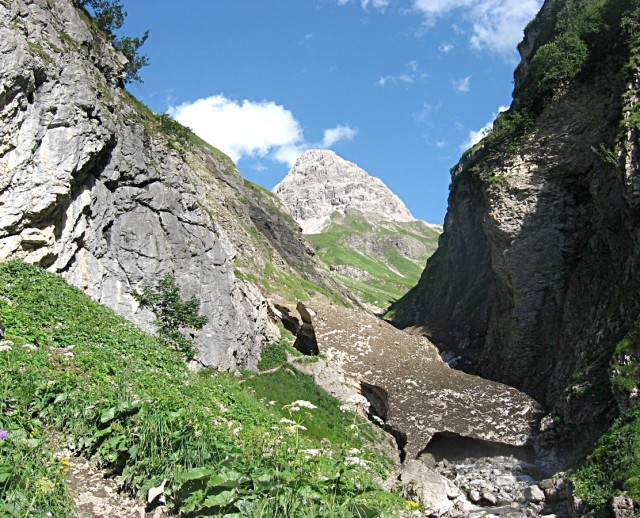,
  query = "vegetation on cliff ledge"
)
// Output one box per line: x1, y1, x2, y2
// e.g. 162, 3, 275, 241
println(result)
0, 262, 404, 516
